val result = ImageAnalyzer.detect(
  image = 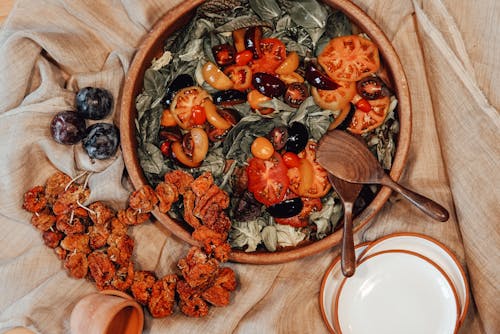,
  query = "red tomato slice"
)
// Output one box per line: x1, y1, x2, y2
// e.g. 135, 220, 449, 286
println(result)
247, 153, 289, 206
224, 65, 252, 91
250, 38, 287, 74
